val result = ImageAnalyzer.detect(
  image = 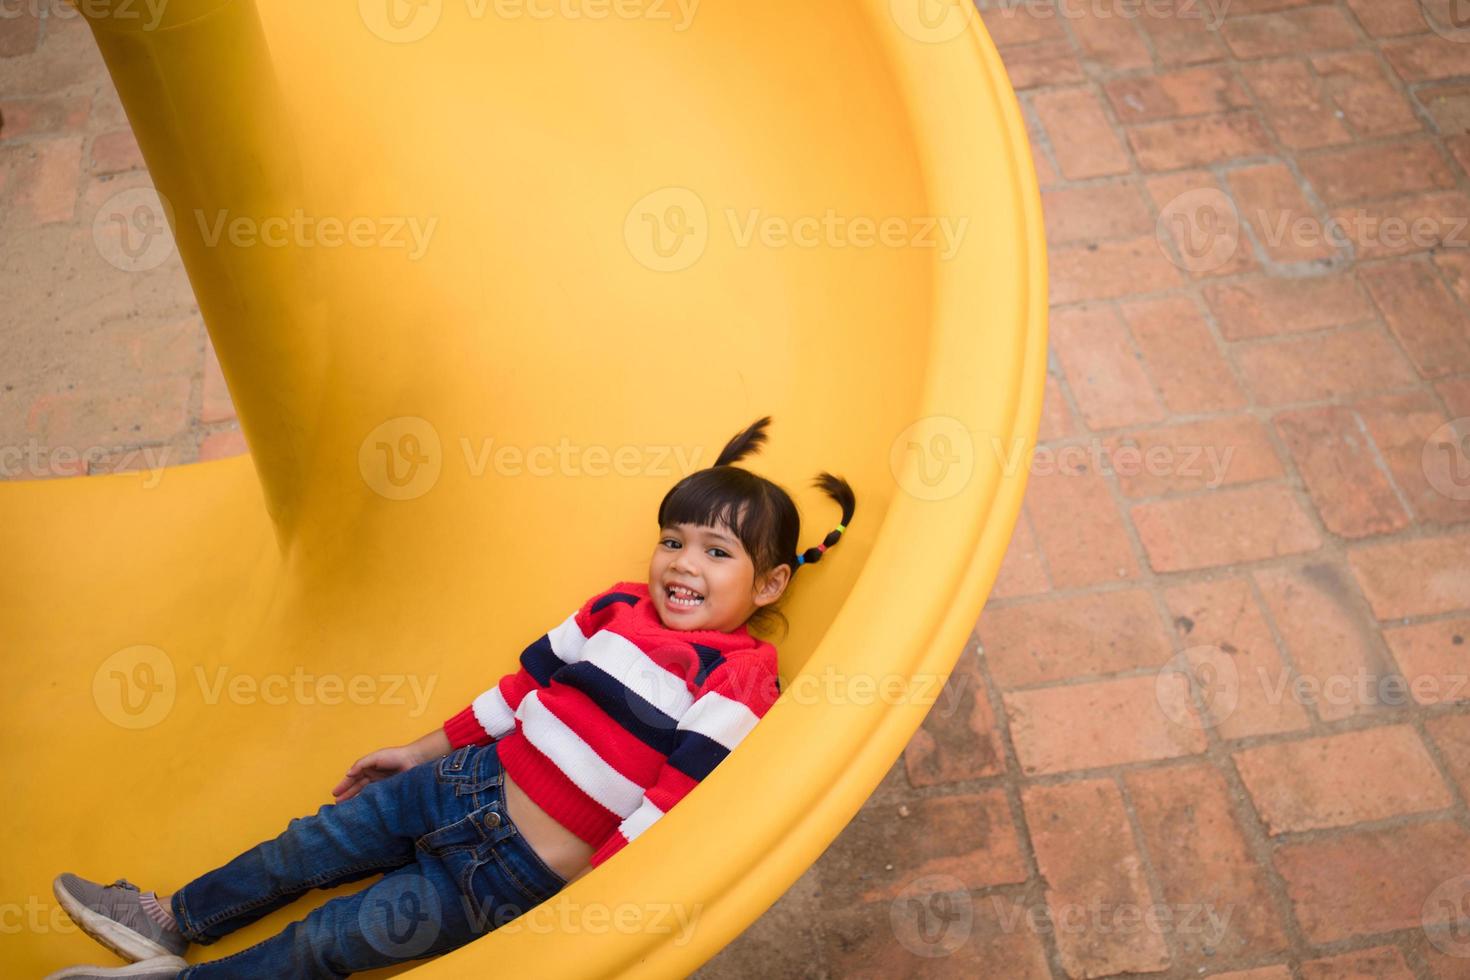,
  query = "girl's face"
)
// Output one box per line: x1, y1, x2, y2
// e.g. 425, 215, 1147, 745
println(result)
648, 520, 789, 632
